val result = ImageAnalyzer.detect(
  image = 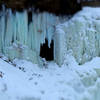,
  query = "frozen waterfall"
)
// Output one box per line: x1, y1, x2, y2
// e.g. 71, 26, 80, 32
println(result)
56, 7, 100, 65
2, 6, 100, 66
0, 6, 58, 65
